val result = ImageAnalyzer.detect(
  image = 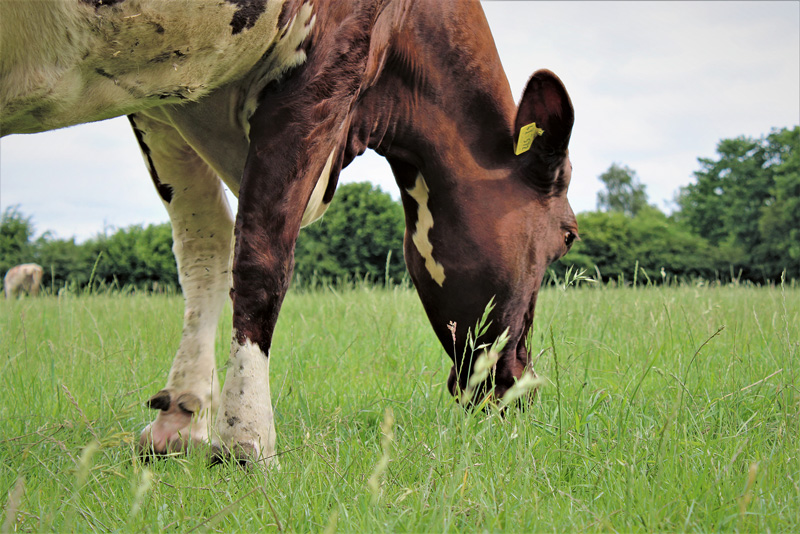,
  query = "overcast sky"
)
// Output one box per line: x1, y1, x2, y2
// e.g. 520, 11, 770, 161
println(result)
1, 1, 798, 242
